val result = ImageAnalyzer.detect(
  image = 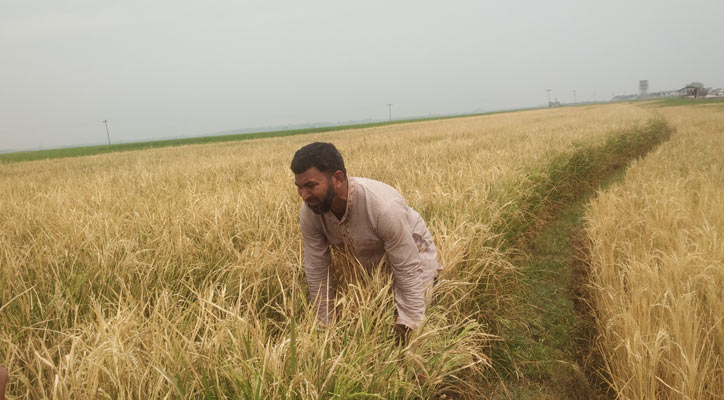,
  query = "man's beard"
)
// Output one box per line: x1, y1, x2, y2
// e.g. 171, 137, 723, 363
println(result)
307, 183, 336, 215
